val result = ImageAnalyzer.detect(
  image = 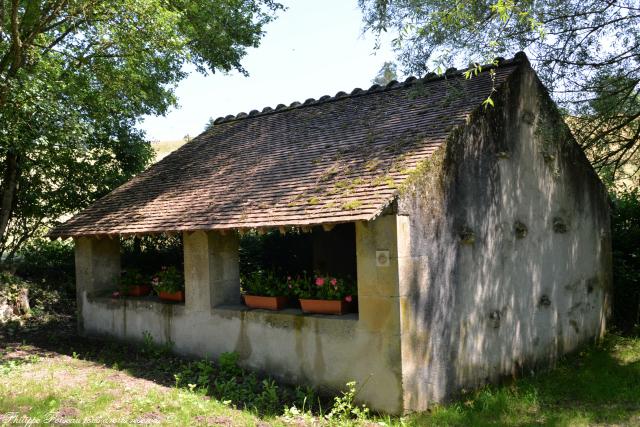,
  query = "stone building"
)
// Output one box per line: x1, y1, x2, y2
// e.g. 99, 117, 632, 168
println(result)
50, 53, 611, 414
